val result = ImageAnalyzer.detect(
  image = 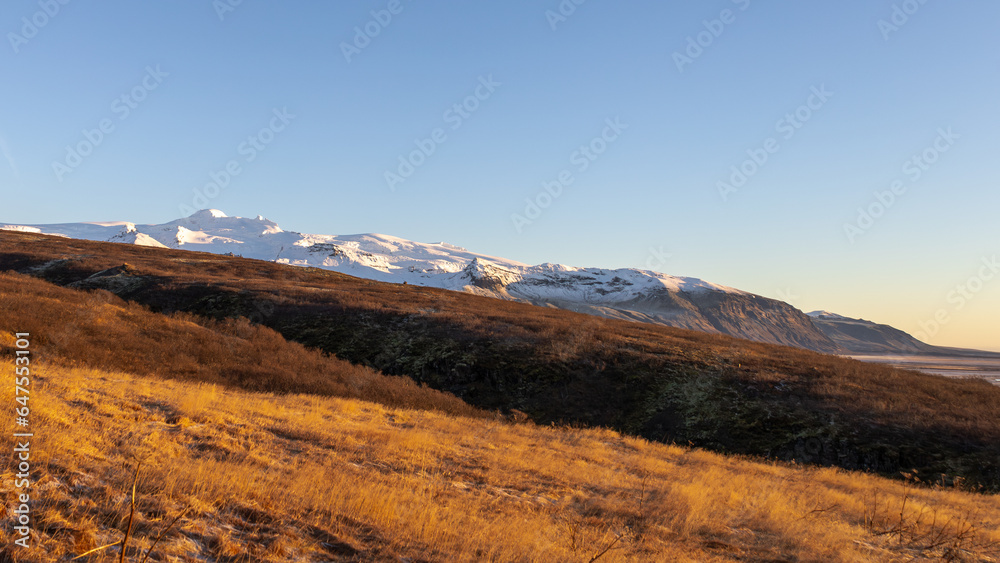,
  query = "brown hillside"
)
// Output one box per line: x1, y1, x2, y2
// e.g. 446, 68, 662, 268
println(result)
2, 230, 999, 491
